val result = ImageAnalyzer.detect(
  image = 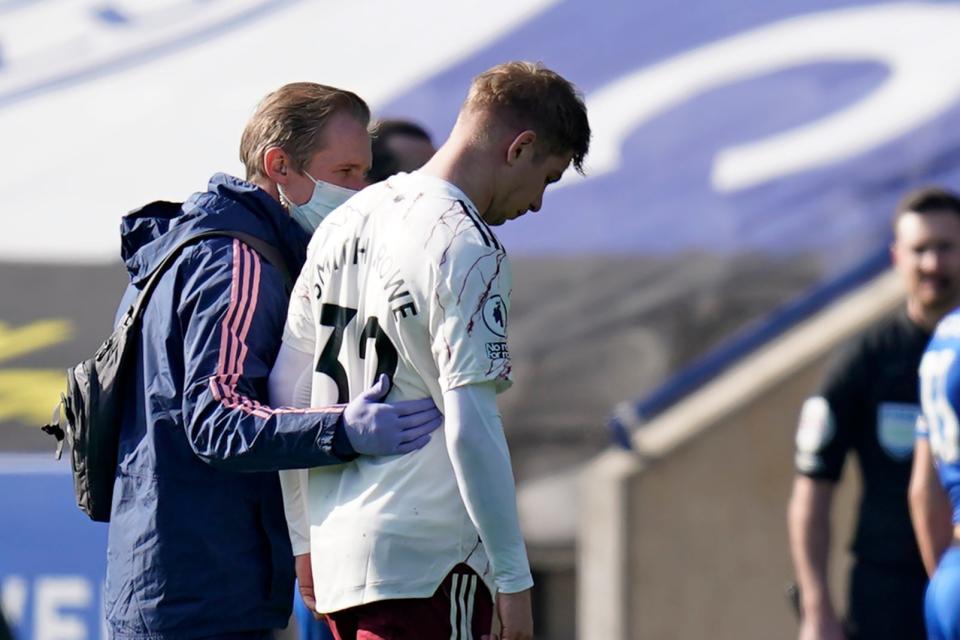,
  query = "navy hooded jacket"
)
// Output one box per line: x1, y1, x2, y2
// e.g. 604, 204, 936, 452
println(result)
105, 174, 353, 639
